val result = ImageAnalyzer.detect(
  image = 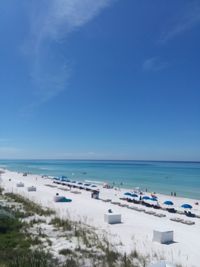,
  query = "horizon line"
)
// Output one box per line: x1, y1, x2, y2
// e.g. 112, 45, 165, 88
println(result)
0, 158, 200, 163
